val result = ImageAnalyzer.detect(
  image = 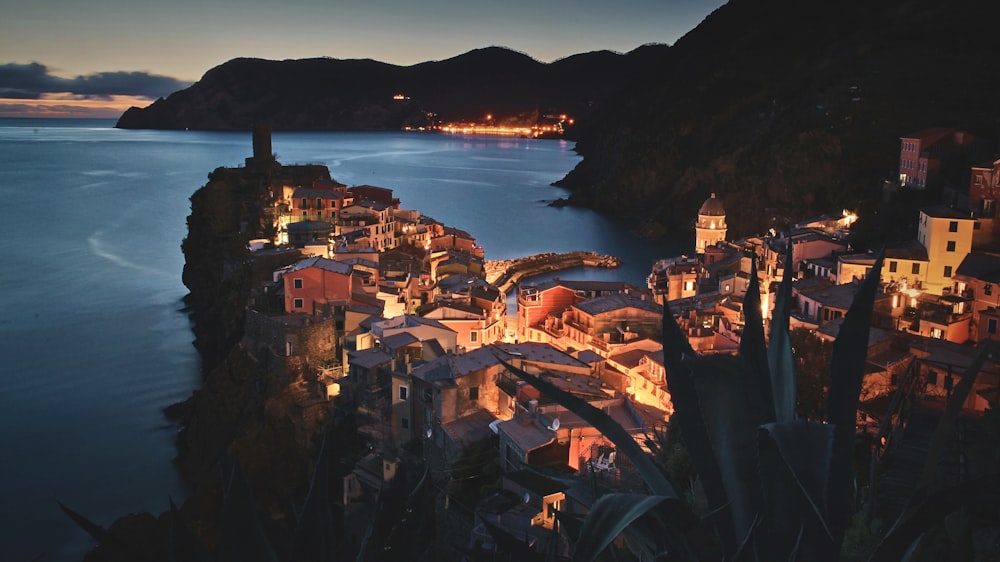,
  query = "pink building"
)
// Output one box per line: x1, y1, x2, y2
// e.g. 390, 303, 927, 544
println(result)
283, 257, 354, 314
